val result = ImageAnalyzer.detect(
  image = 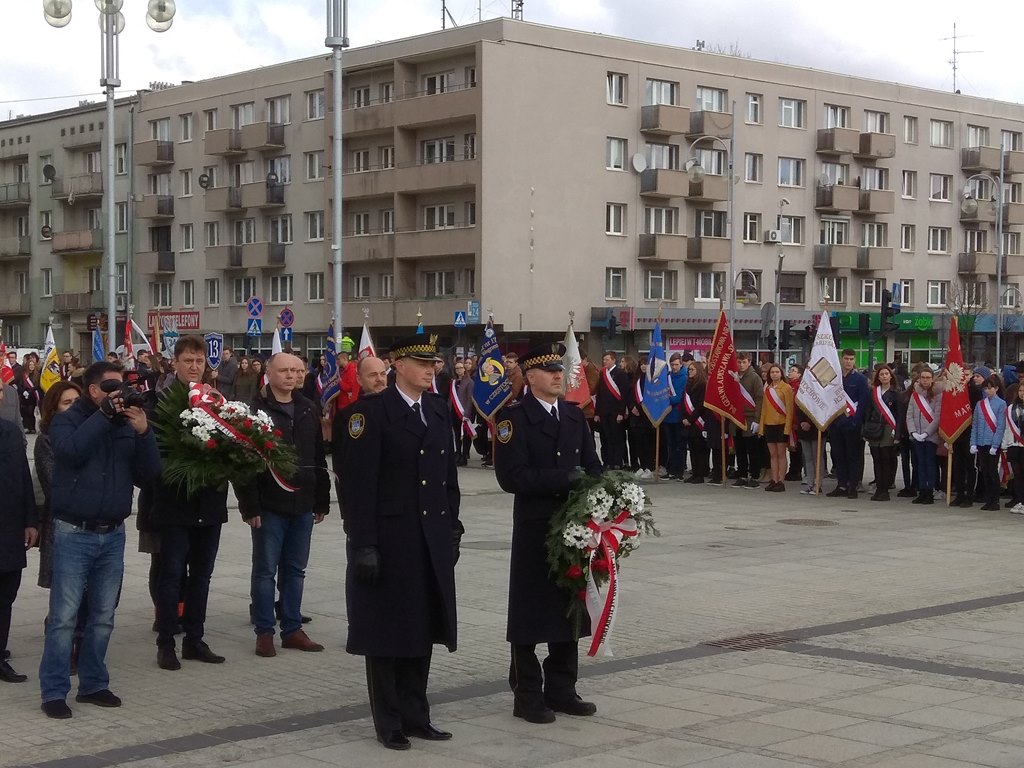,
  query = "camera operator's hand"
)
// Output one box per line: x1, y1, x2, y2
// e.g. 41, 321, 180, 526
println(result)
100, 392, 125, 419
123, 405, 149, 434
